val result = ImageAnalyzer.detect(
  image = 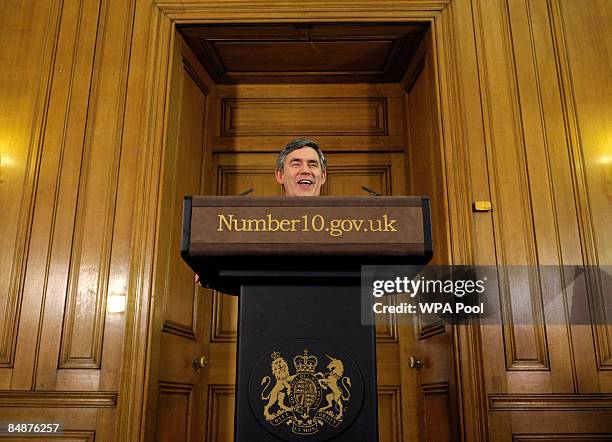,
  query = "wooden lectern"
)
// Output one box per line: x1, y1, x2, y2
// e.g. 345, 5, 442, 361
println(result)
182, 196, 431, 441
